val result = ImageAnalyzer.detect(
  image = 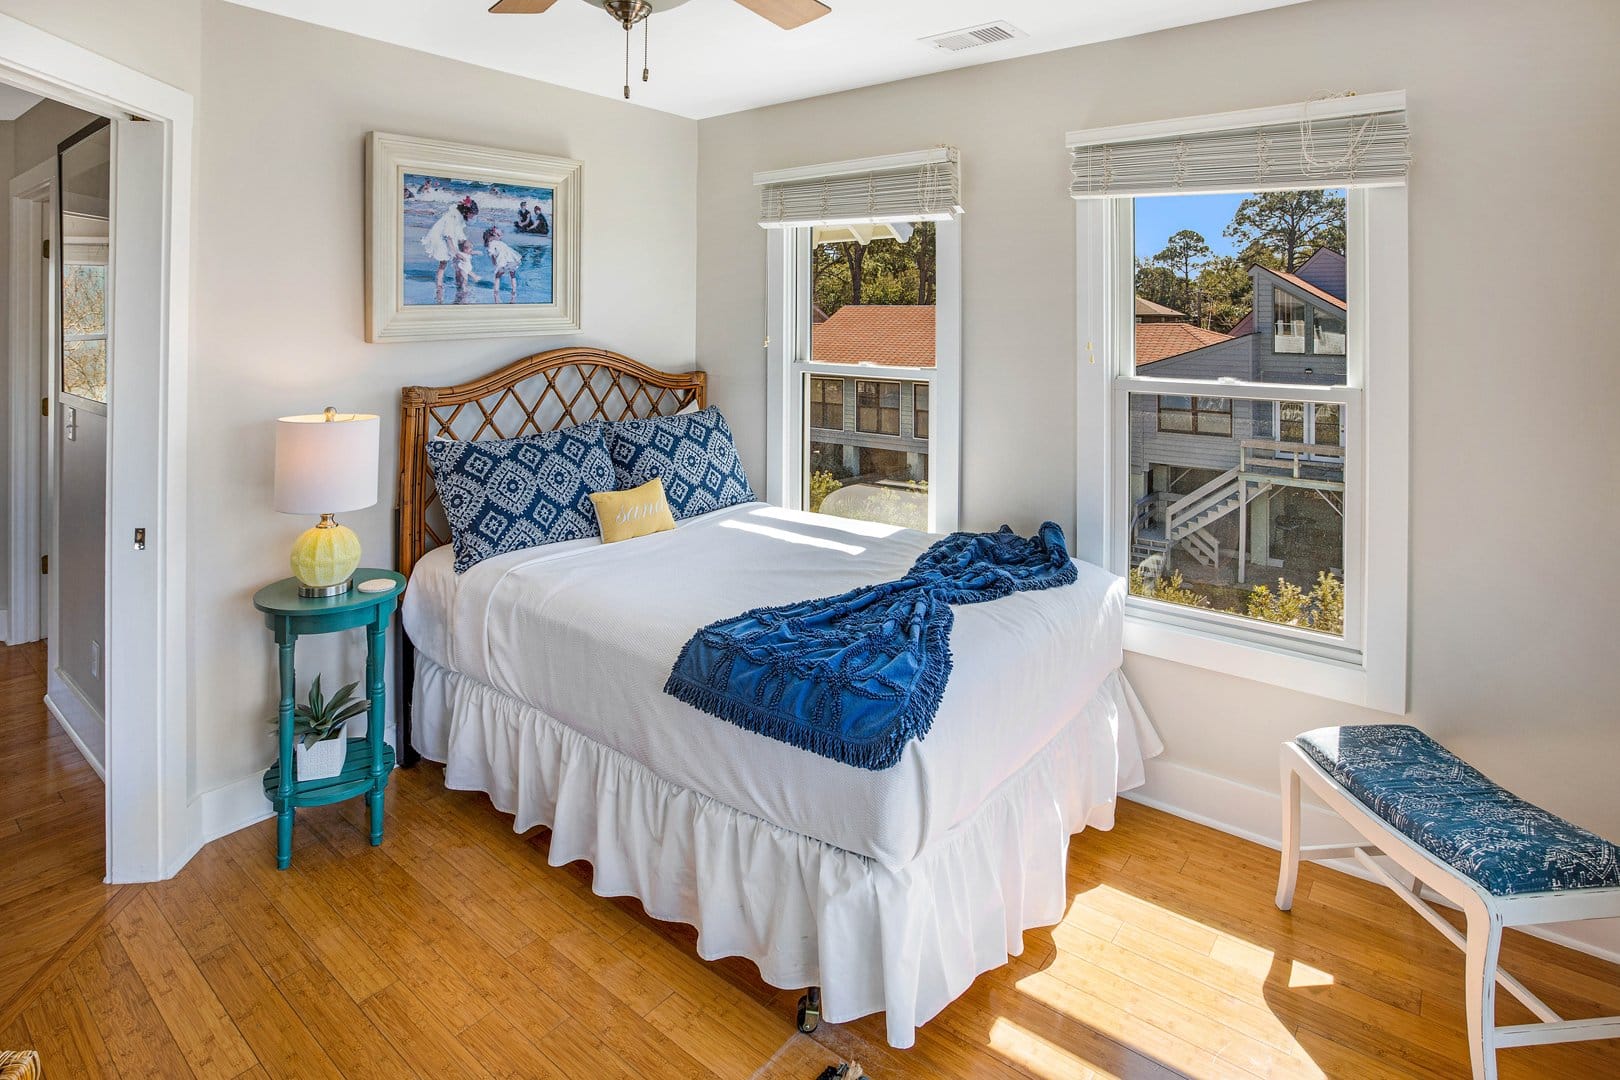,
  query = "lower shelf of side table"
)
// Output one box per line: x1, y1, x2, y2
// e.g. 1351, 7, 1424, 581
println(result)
263, 738, 396, 810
